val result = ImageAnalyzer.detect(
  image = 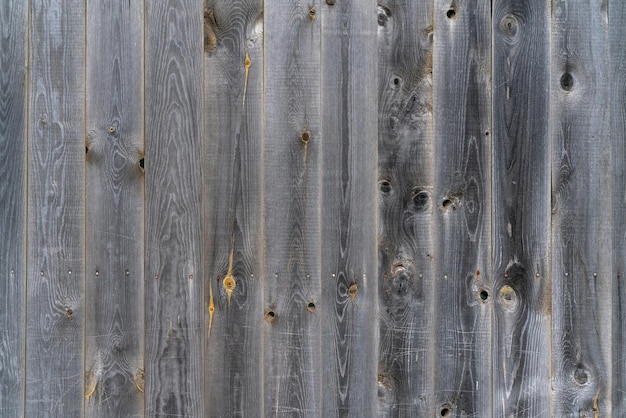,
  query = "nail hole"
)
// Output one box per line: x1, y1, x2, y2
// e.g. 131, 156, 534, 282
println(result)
95, 271, 99, 277
484, 131, 489, 136
446, 8, 456, 19
307, 302, 316, 312
301, 129, 311, 144
125, 270, 130, 276
479, 290, 489, 301
560, 72, 574, 91
393, 77, 399, 85
109, 126, 115, 134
